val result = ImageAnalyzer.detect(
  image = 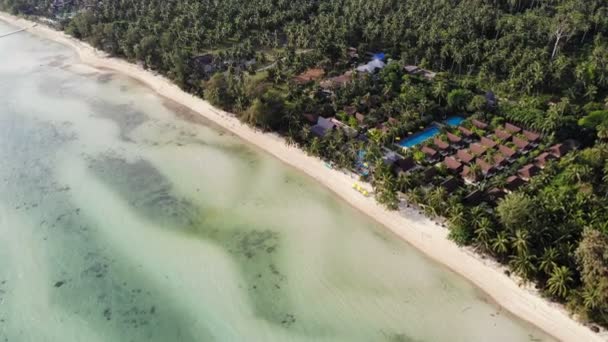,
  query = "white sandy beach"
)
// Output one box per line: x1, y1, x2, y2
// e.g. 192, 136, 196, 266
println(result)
0, 12, 603, 342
